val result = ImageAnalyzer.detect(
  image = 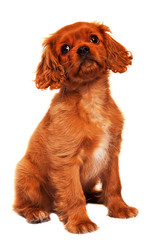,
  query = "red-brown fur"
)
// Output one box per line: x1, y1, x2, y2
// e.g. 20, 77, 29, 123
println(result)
13, 22, 138, 233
